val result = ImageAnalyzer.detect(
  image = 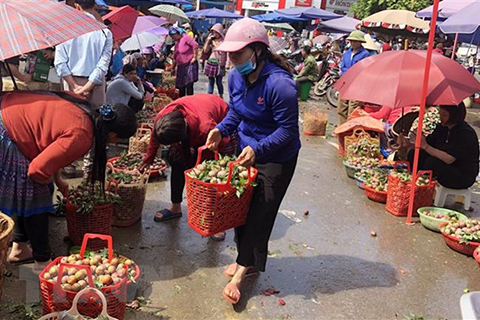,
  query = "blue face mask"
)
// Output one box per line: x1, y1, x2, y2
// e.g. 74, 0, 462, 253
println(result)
234, 53, 256, 75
